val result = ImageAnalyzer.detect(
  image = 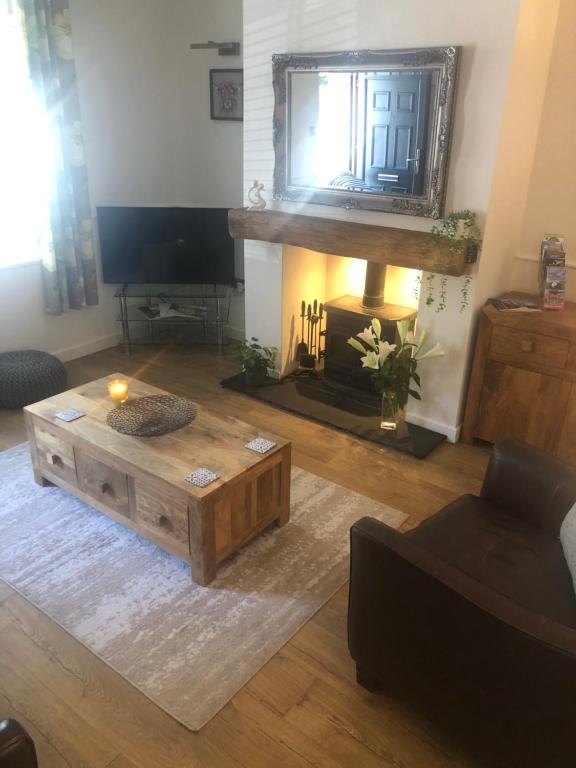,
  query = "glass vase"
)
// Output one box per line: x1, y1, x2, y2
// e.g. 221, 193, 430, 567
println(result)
380, 392, 409, 439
